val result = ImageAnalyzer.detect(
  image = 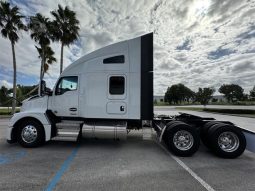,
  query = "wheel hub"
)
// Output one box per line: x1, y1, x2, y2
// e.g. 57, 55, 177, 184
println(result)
222, 137, 231, 144
173, 130, 194, 151
178, 136, 186, 141
21, 125, 37, 143
218, 131, 239, 152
